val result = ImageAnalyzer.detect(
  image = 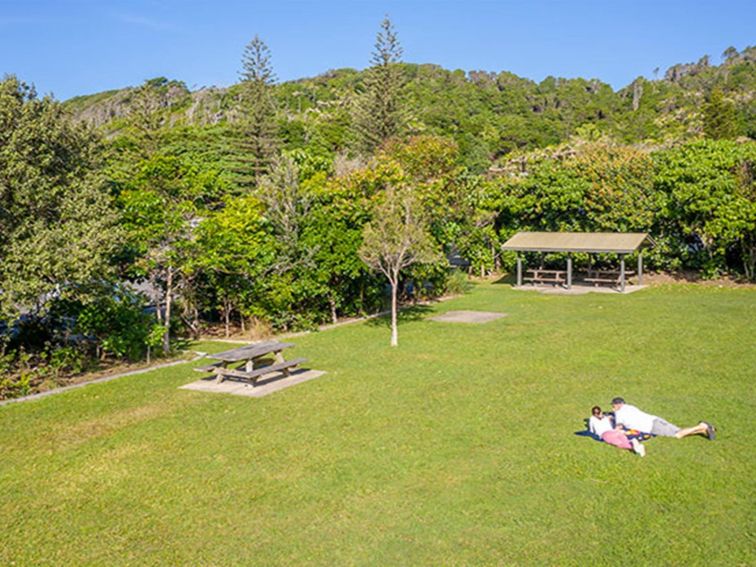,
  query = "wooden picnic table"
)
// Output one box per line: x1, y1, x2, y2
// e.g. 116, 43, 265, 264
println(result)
584, 268, 636, 287
523, 268, 567, 285
194, 340, 307, 385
